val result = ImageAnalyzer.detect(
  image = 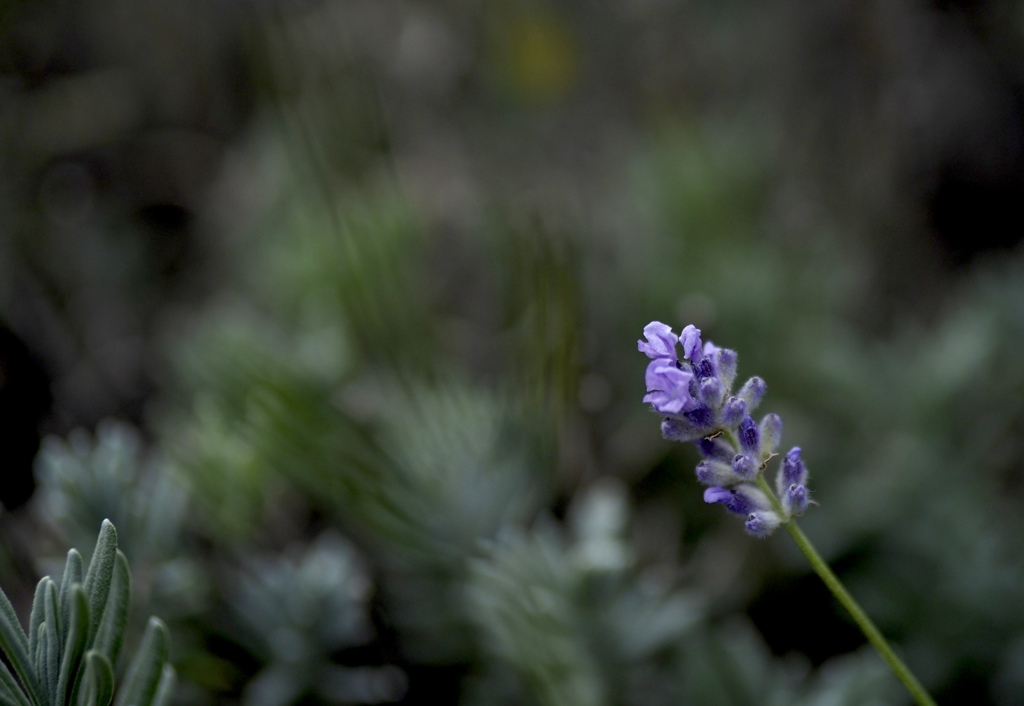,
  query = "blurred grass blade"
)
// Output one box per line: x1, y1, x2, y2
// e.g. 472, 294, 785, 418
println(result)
60, 550, 84, 645
57, 586, 90, 706
92, 552, 130, 669
114, 618, 169, 706
83, 521, 117, 644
